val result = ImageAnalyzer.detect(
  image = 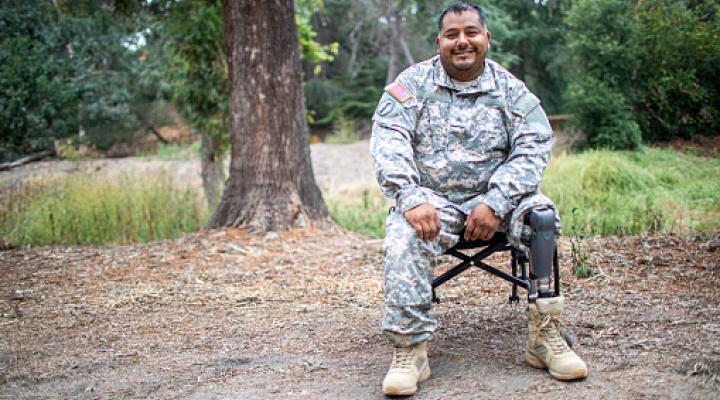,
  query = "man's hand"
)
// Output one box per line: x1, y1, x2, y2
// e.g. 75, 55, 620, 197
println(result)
404, 203, 441, 241
465, 203, 501, 241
